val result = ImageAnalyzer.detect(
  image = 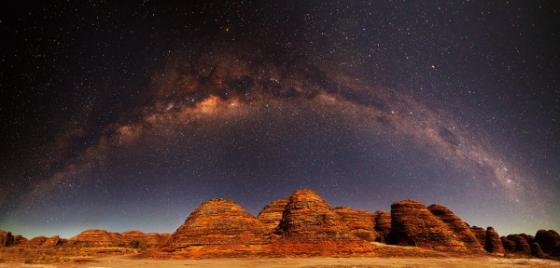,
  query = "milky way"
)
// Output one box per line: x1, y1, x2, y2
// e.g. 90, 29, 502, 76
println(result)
1, 1, 559, 238
26, 47, 528, 204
